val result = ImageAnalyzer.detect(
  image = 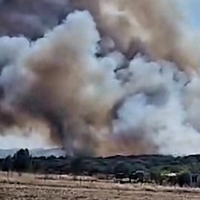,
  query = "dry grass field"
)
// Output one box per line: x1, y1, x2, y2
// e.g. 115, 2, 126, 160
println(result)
0, 172, 200, 199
